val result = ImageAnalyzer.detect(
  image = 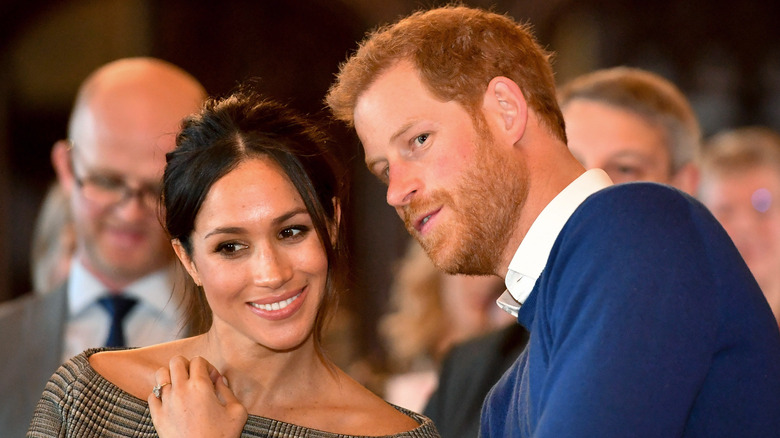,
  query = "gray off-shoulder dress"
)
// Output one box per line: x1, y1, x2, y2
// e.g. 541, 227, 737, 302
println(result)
27, 349, 440, 438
